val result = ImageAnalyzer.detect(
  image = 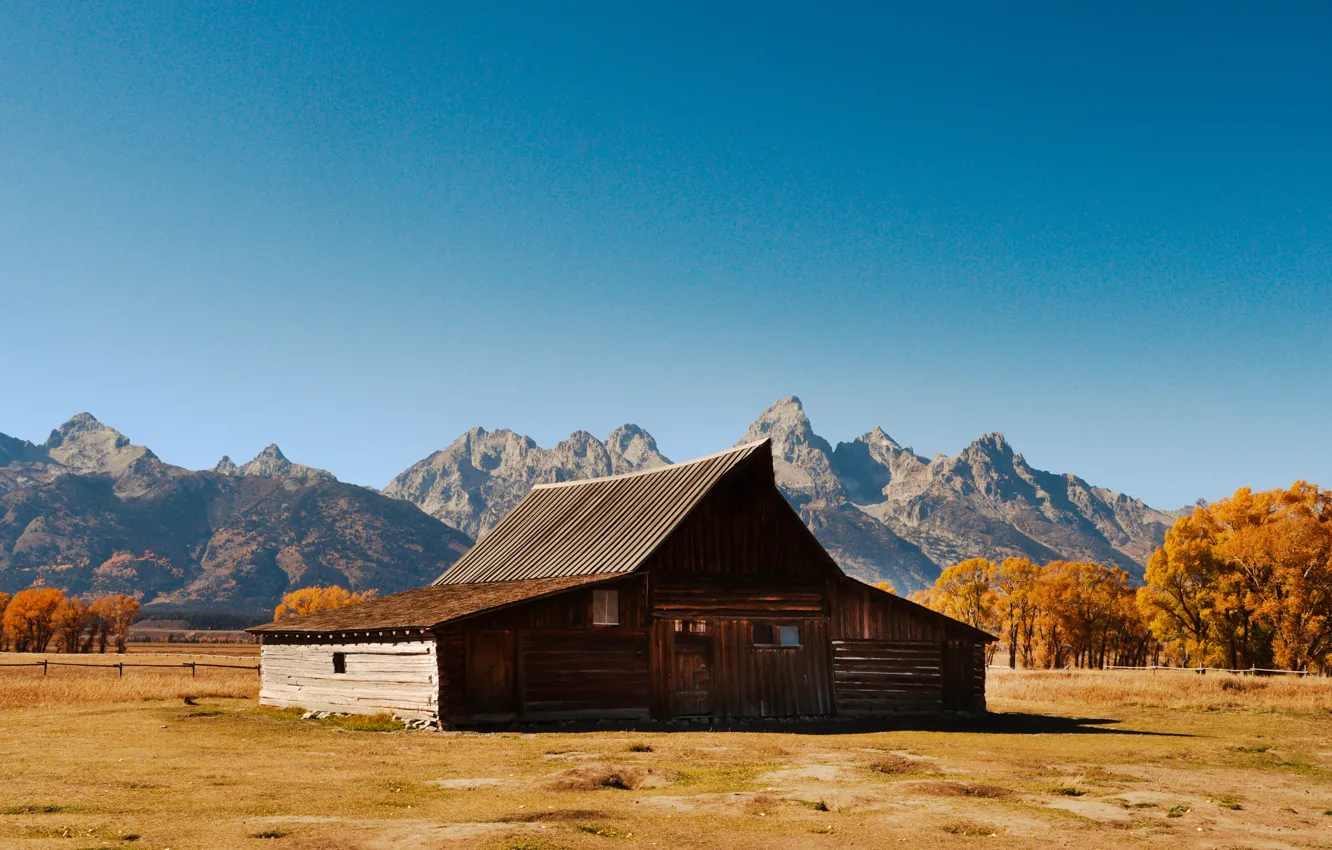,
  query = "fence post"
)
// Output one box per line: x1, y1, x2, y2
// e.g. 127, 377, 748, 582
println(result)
190, 662, 196, 678
42, 660, 48, 676
117, 662, 123, 678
